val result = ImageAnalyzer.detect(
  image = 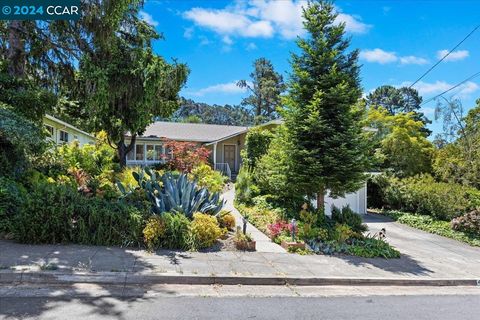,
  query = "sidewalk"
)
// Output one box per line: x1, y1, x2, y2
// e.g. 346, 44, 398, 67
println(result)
1, 239, 479, 286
